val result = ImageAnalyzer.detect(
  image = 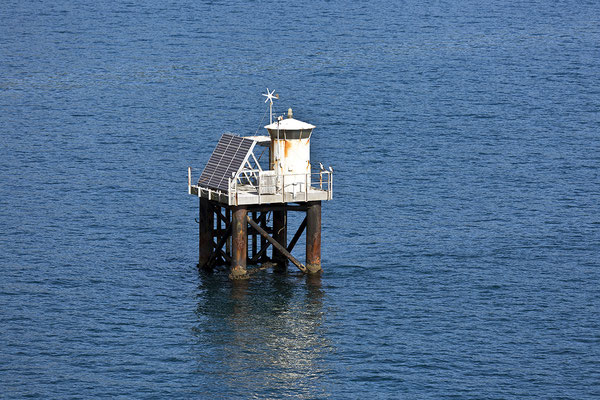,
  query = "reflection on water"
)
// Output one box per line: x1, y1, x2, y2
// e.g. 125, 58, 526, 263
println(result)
193, 271, 331, 398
